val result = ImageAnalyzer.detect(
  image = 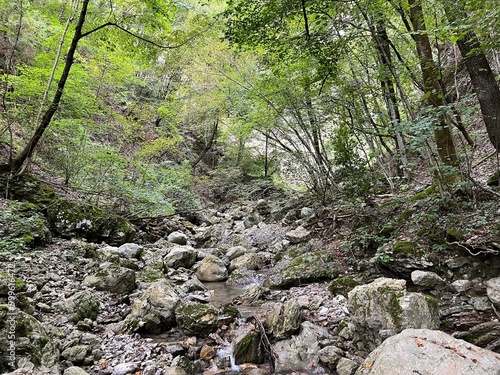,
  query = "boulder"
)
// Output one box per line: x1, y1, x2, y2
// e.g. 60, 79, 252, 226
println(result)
233, 330, 265, 365
163, 246, 197, 270
0, 306, 59, 374
285, 226, 311, 244
229, 253, 259, 272
175, 302, 238, 337
268, 250, 341, 288
337, 358, 358, 375
486, 277, 500, 308
126, 279, 182, 333
318, 345, 345, 370
195, 255, 228, 282
272, 321, 332, 373
83, 263, 136, 294
102, 243, 142, 259
347, 278, 439, 350
226, 246, 247, 260
264, 300, 301, 340
60, 345, 89, 364
167, 231, 188, 245
410, 270, 445, 289
65, 290, 99, 322
355, 329, 500, 375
